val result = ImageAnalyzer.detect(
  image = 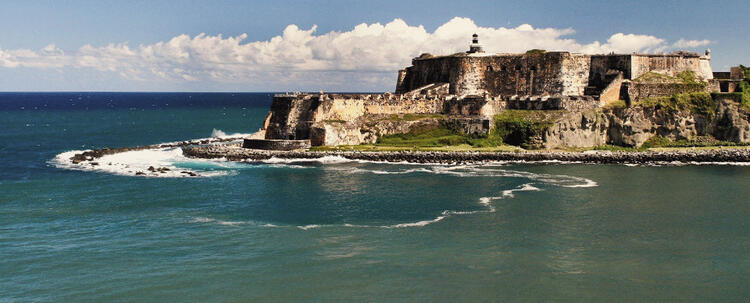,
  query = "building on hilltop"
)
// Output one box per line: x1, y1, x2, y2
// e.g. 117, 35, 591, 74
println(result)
255, 34, 746, 148
396, 34, 718, 106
